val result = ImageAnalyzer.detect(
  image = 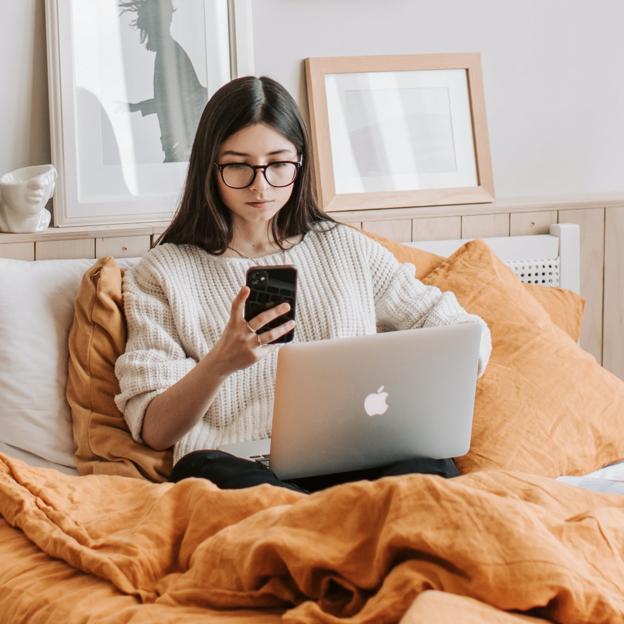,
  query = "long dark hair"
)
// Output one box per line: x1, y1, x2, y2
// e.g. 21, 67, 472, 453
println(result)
159, 76, 335, 253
